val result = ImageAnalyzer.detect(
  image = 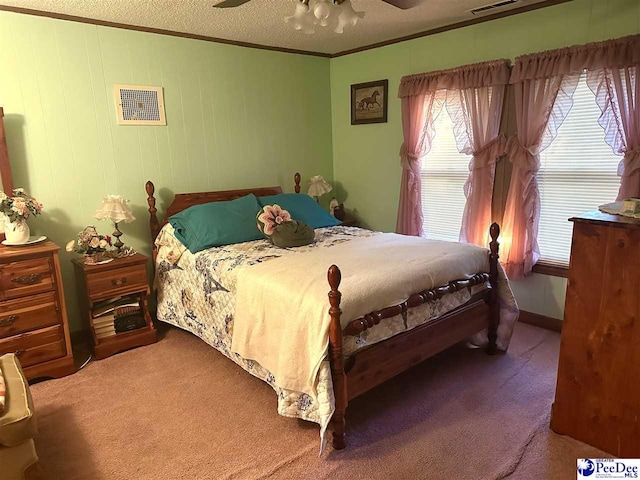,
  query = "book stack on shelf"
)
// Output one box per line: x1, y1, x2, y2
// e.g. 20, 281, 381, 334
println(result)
92, 295, 148, 340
